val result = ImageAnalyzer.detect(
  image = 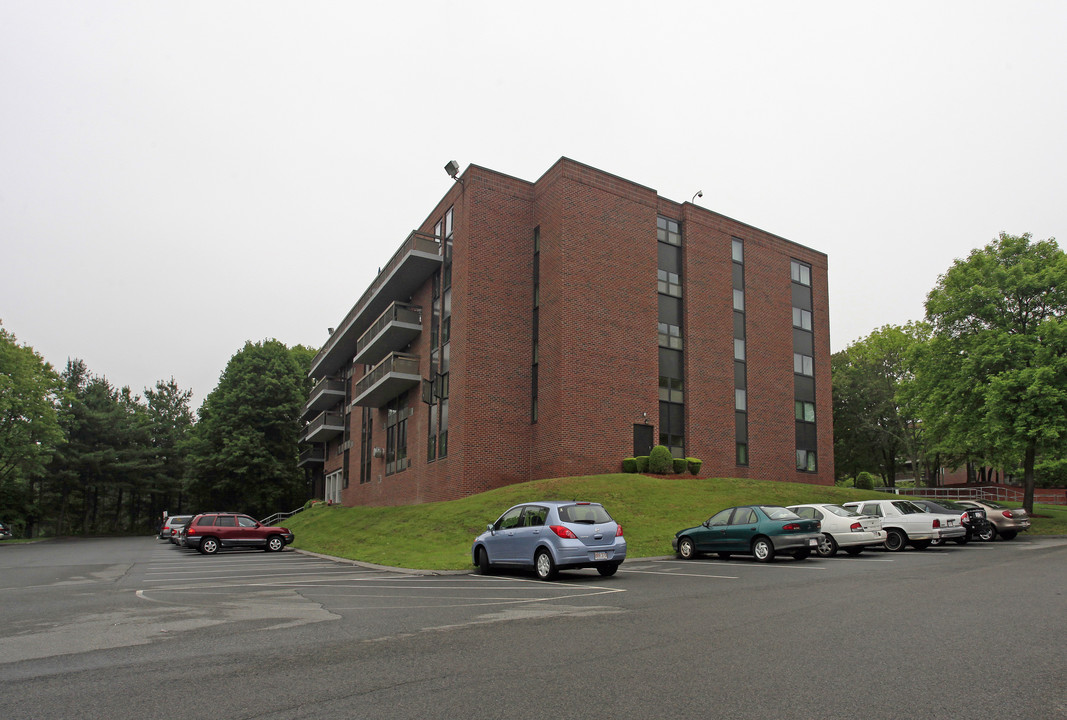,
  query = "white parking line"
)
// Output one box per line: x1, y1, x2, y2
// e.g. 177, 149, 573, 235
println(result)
652, 559, 827, 571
